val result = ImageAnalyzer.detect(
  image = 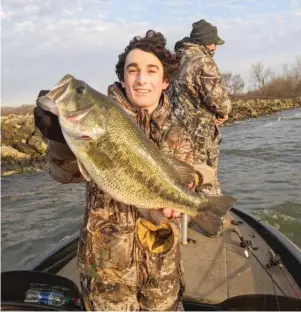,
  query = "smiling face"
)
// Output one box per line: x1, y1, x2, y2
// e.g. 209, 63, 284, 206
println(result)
121, 48, 169, 114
